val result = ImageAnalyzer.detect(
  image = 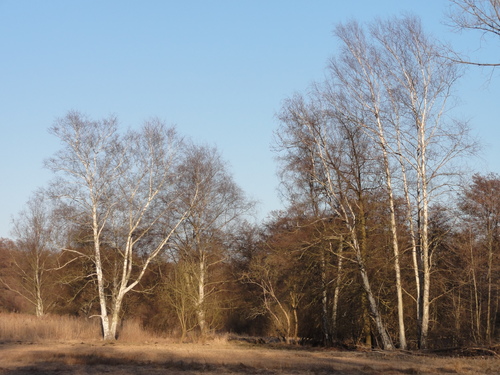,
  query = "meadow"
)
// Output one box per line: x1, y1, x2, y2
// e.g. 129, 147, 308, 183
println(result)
0, 313, 498, 375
